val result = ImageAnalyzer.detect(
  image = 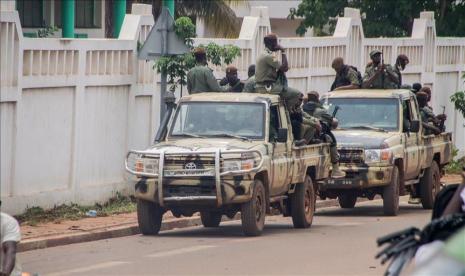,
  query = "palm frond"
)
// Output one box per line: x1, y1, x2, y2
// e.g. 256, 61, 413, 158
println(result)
175, 0, 245, 38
